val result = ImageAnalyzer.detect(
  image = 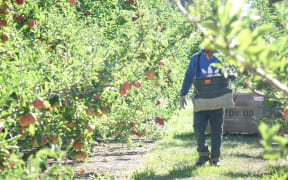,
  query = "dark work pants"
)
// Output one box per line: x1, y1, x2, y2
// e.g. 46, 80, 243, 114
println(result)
193, 109, 224, 161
